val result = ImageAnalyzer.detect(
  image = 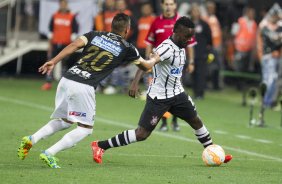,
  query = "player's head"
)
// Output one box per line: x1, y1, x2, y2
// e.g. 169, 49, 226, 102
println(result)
59, 0, 69, 12
206, 1, 216, 15
190, 3, 201, 21
141, 2, 153, 16
161, 0, 177, 18
173, 16, 195, 48
111, 13, 131, 38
